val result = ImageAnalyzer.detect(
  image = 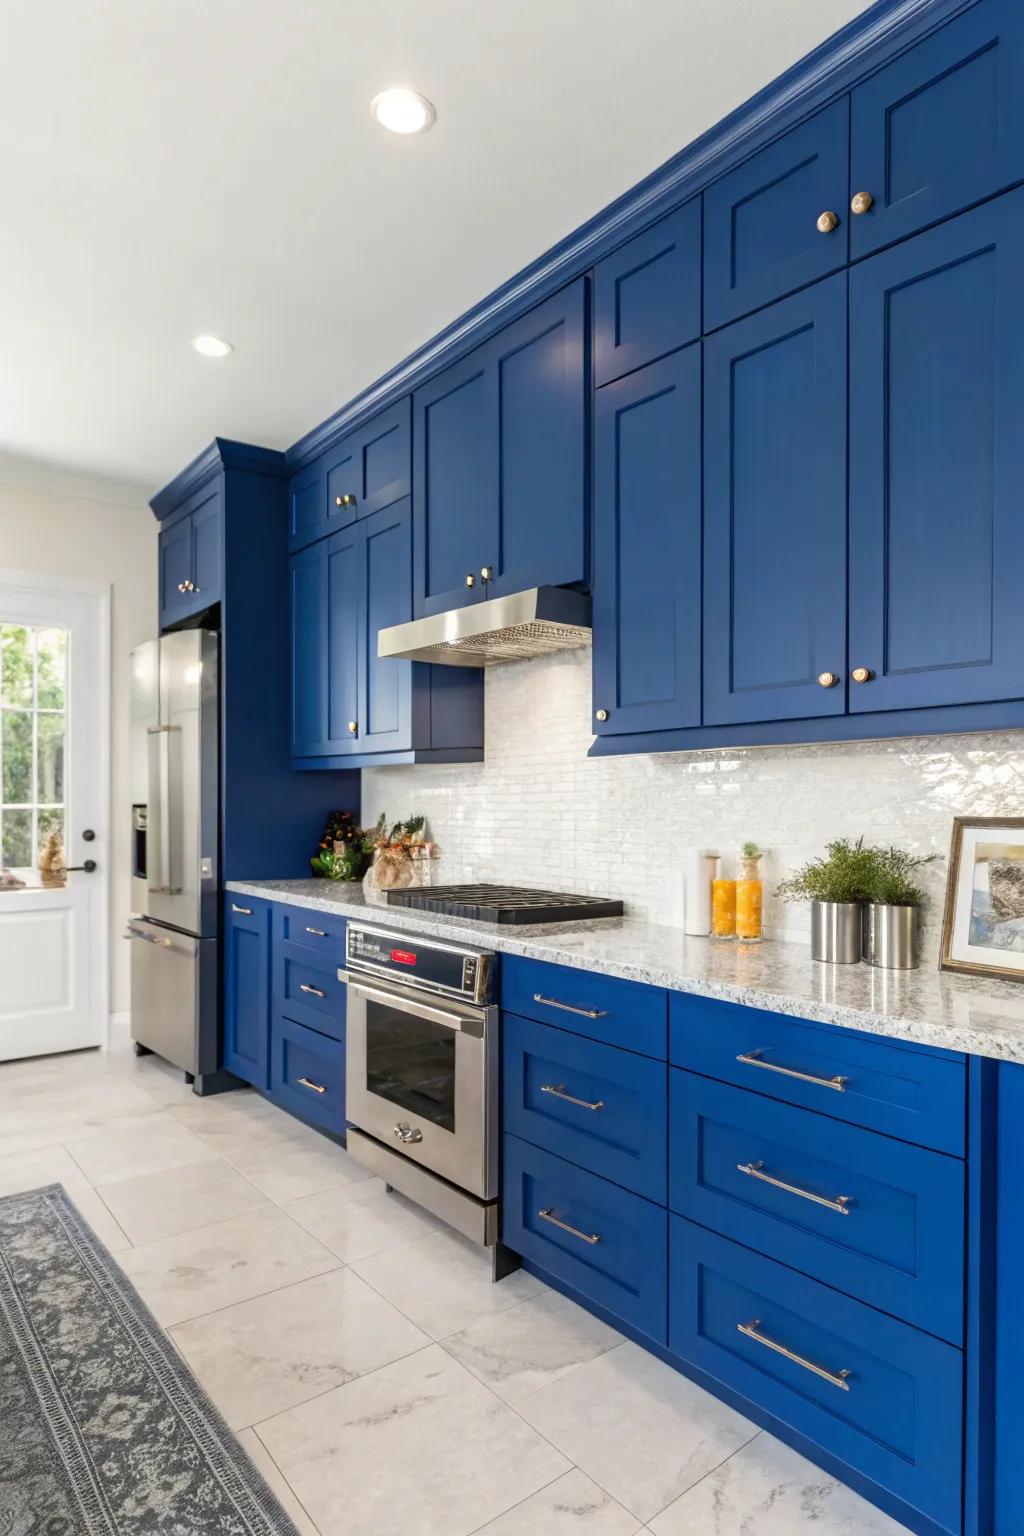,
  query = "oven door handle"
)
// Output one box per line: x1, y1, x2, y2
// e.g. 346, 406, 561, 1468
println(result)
337, 969, 484, 1036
